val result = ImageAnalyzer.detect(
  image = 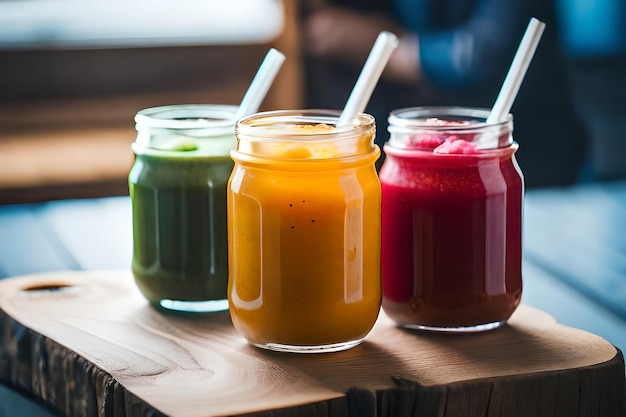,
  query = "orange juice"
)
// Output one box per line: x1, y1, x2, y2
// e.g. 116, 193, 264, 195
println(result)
228, 110, 381, 353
